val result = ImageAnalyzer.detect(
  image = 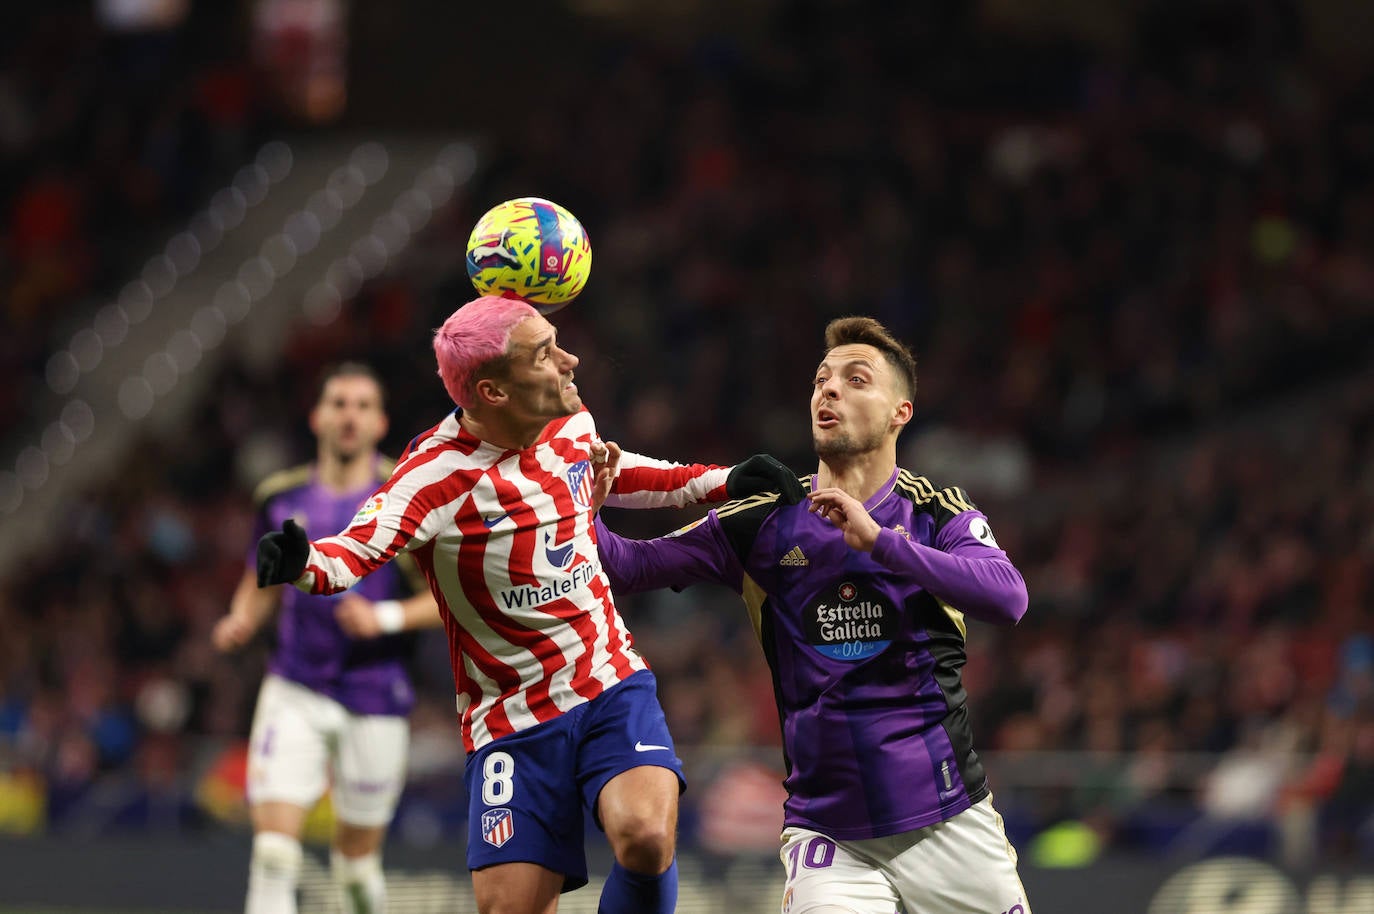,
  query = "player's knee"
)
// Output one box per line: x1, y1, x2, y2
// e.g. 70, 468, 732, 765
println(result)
607, 815, 676, 873
252, 830, 303, 880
